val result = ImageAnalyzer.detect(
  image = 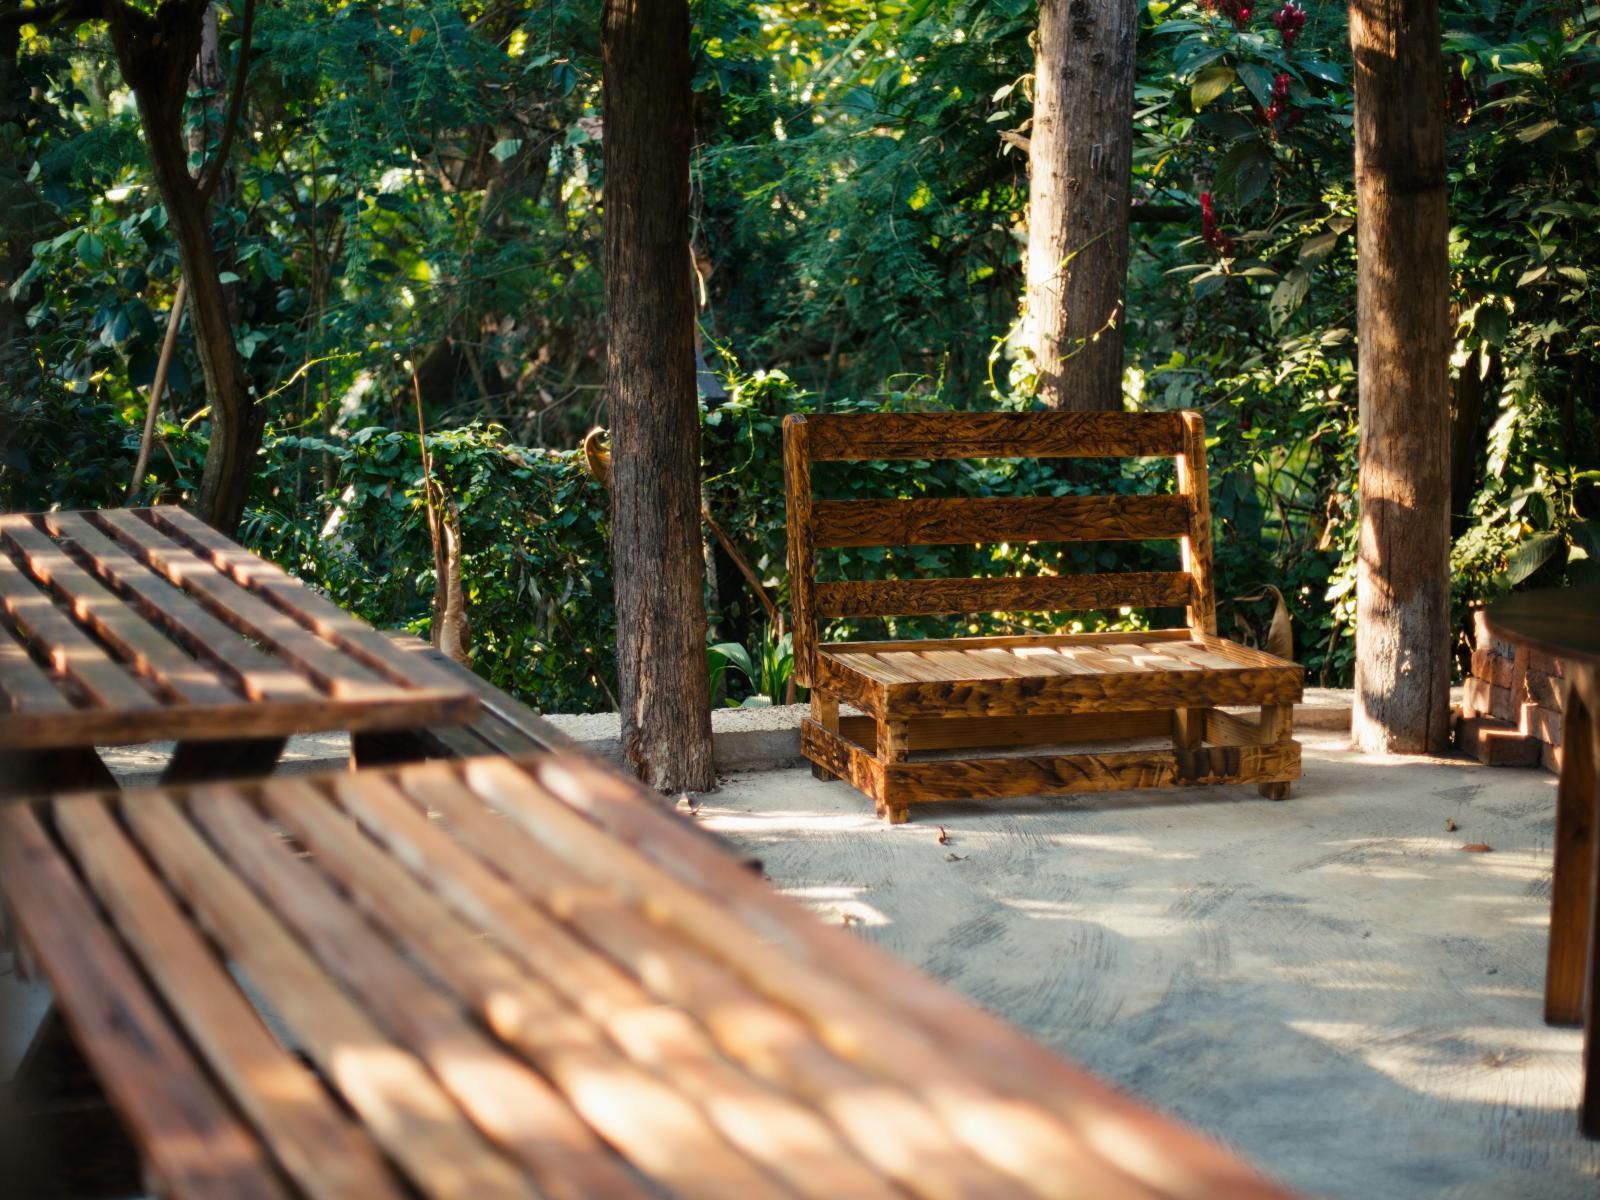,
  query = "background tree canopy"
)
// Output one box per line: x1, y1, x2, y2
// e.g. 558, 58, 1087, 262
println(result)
2, 0, 1595, 711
